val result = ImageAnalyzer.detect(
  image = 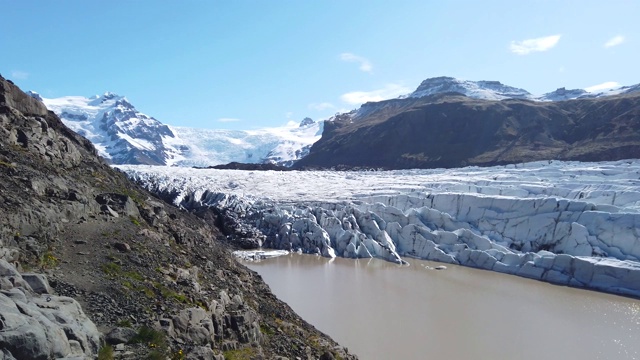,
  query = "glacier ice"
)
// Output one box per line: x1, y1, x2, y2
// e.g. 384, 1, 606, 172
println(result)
120, 159, 640, 297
